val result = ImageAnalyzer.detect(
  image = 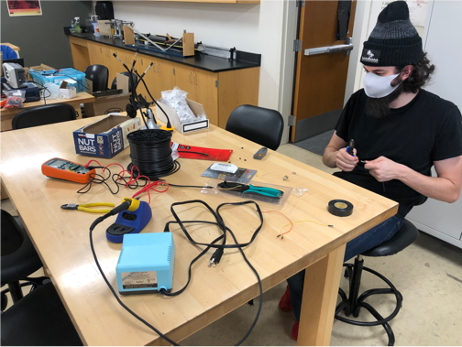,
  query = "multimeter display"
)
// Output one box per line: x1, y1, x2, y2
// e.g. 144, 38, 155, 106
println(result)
42, 158, 96, 184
